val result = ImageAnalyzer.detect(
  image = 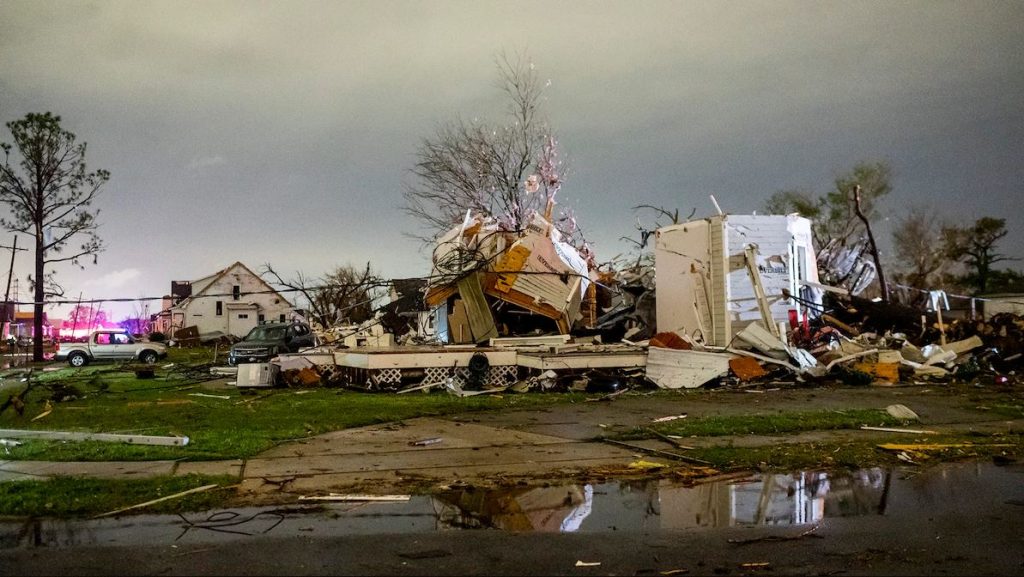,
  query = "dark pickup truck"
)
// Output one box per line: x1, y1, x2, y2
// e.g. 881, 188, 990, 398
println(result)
227, 322, 318, 366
